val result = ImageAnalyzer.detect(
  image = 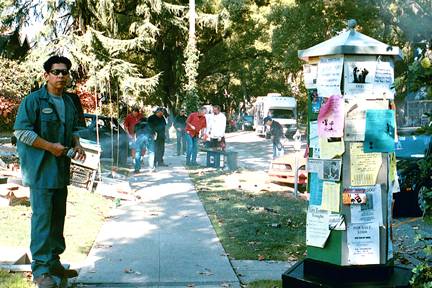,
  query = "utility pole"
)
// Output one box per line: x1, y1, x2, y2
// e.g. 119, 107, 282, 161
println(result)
189, 0, 195, 38
184, 0, 199, 113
